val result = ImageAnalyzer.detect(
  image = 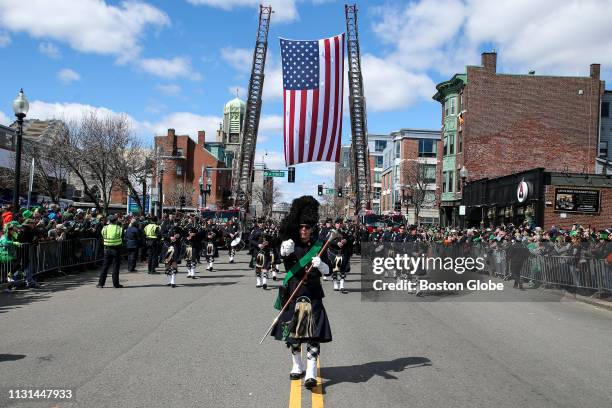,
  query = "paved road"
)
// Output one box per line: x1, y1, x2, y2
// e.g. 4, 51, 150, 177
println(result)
2, 252, 612, 408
